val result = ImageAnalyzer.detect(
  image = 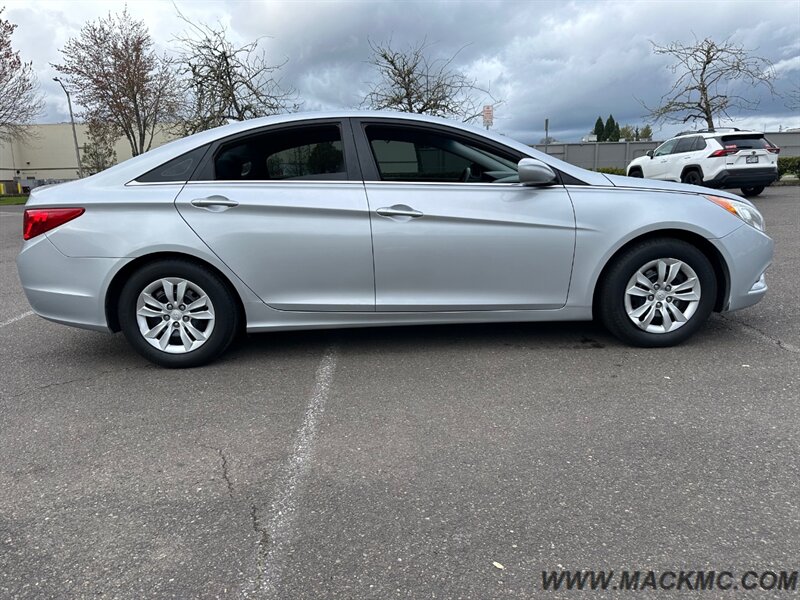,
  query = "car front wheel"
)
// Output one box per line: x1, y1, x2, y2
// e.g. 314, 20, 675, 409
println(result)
118, 259, 239, 368
598, 239, 716, 347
